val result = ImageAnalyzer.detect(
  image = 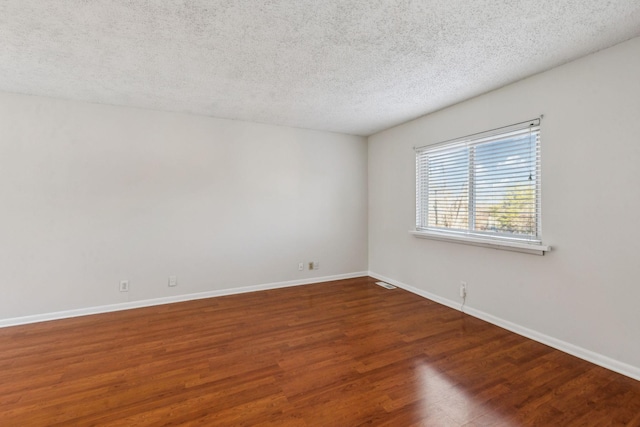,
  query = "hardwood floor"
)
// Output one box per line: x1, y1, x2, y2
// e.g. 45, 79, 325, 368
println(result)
0, 276, 638, 426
